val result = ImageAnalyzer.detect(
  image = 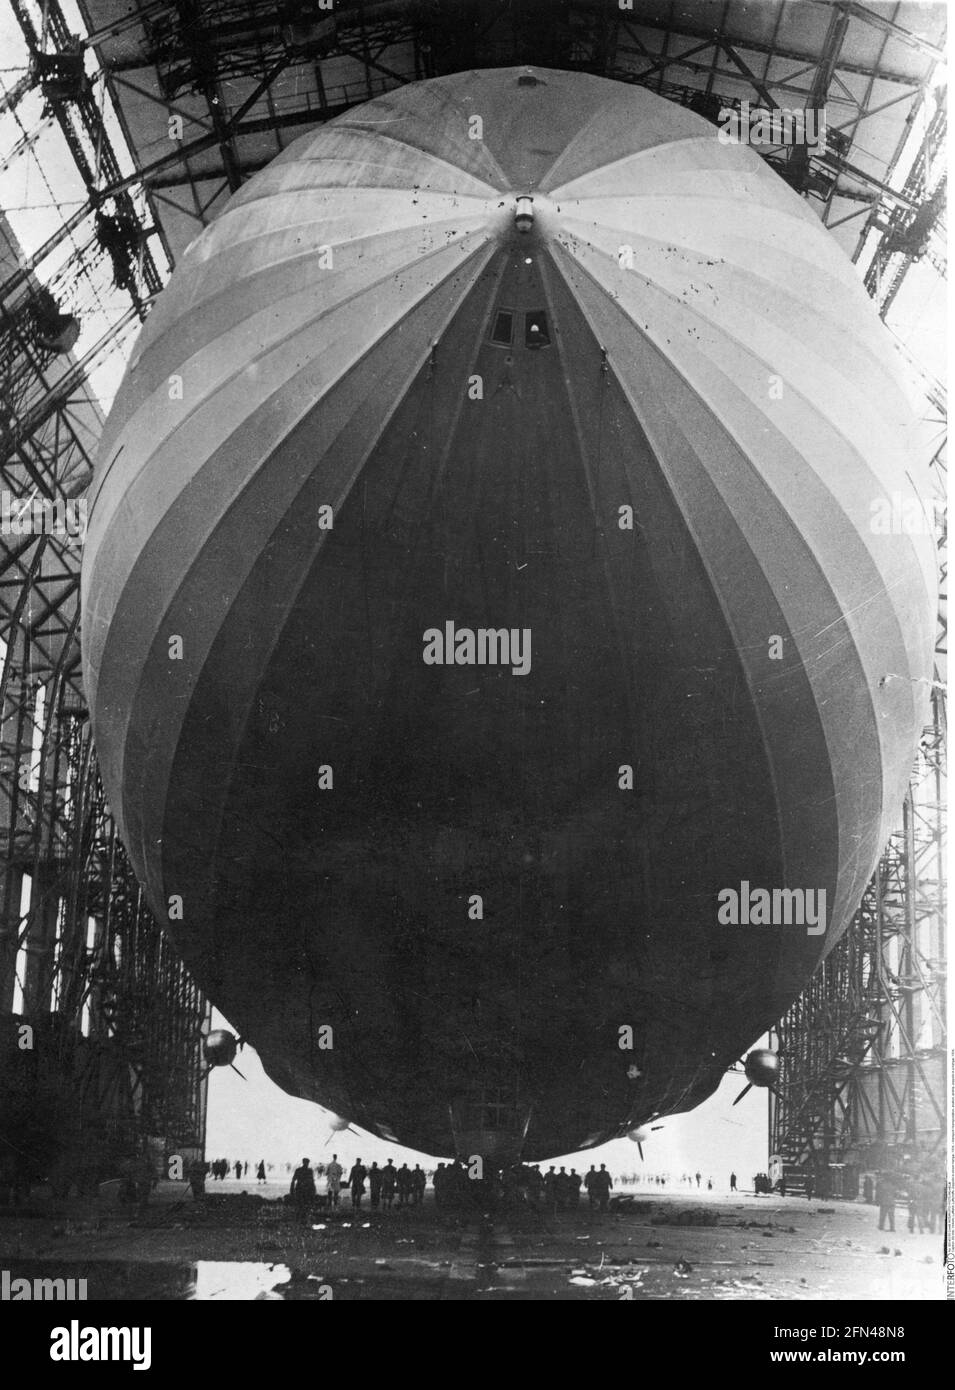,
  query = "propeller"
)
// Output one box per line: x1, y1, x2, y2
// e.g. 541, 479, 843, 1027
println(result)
627, 1122, 664, 1158
323, 1114, 360, 1144
732, 1048, 780, 1105
201, 1028, 246, 1080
